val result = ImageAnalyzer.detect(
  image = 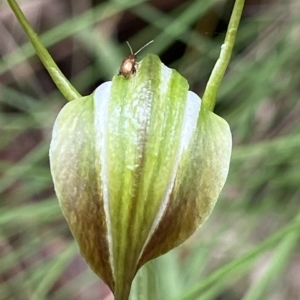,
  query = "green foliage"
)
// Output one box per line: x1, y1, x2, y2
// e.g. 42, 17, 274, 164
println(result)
1, 0, 300, 299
